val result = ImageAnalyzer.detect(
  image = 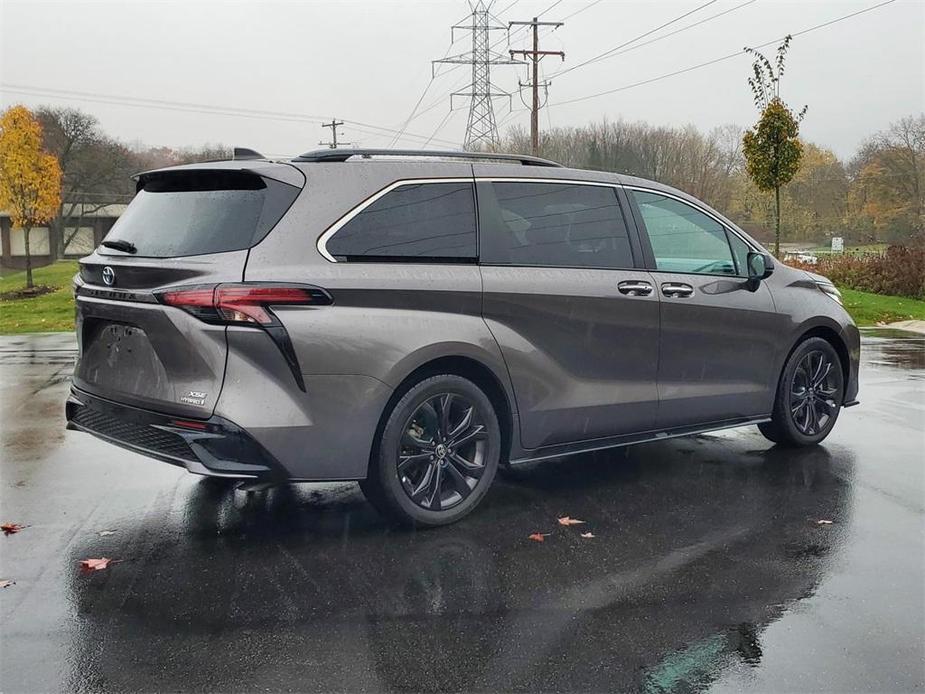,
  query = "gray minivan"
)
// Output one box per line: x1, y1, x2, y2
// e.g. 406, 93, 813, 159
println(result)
66, 148, 860, 526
